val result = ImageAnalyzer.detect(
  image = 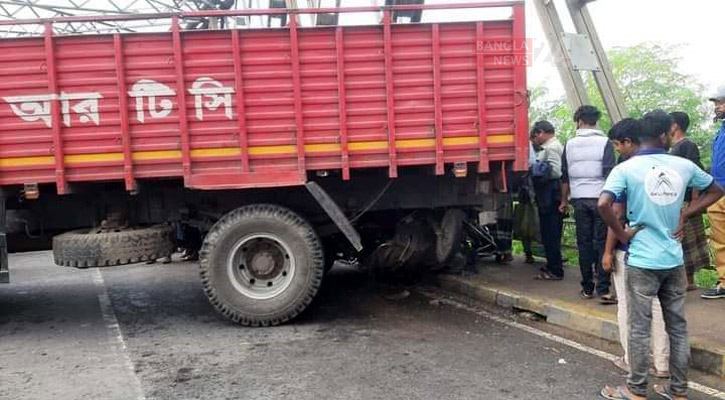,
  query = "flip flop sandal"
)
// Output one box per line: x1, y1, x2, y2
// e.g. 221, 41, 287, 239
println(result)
654, 384, 687, 400
600, 386, 636, 400
534, 272, 563, 281
600, 294, 617, 305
